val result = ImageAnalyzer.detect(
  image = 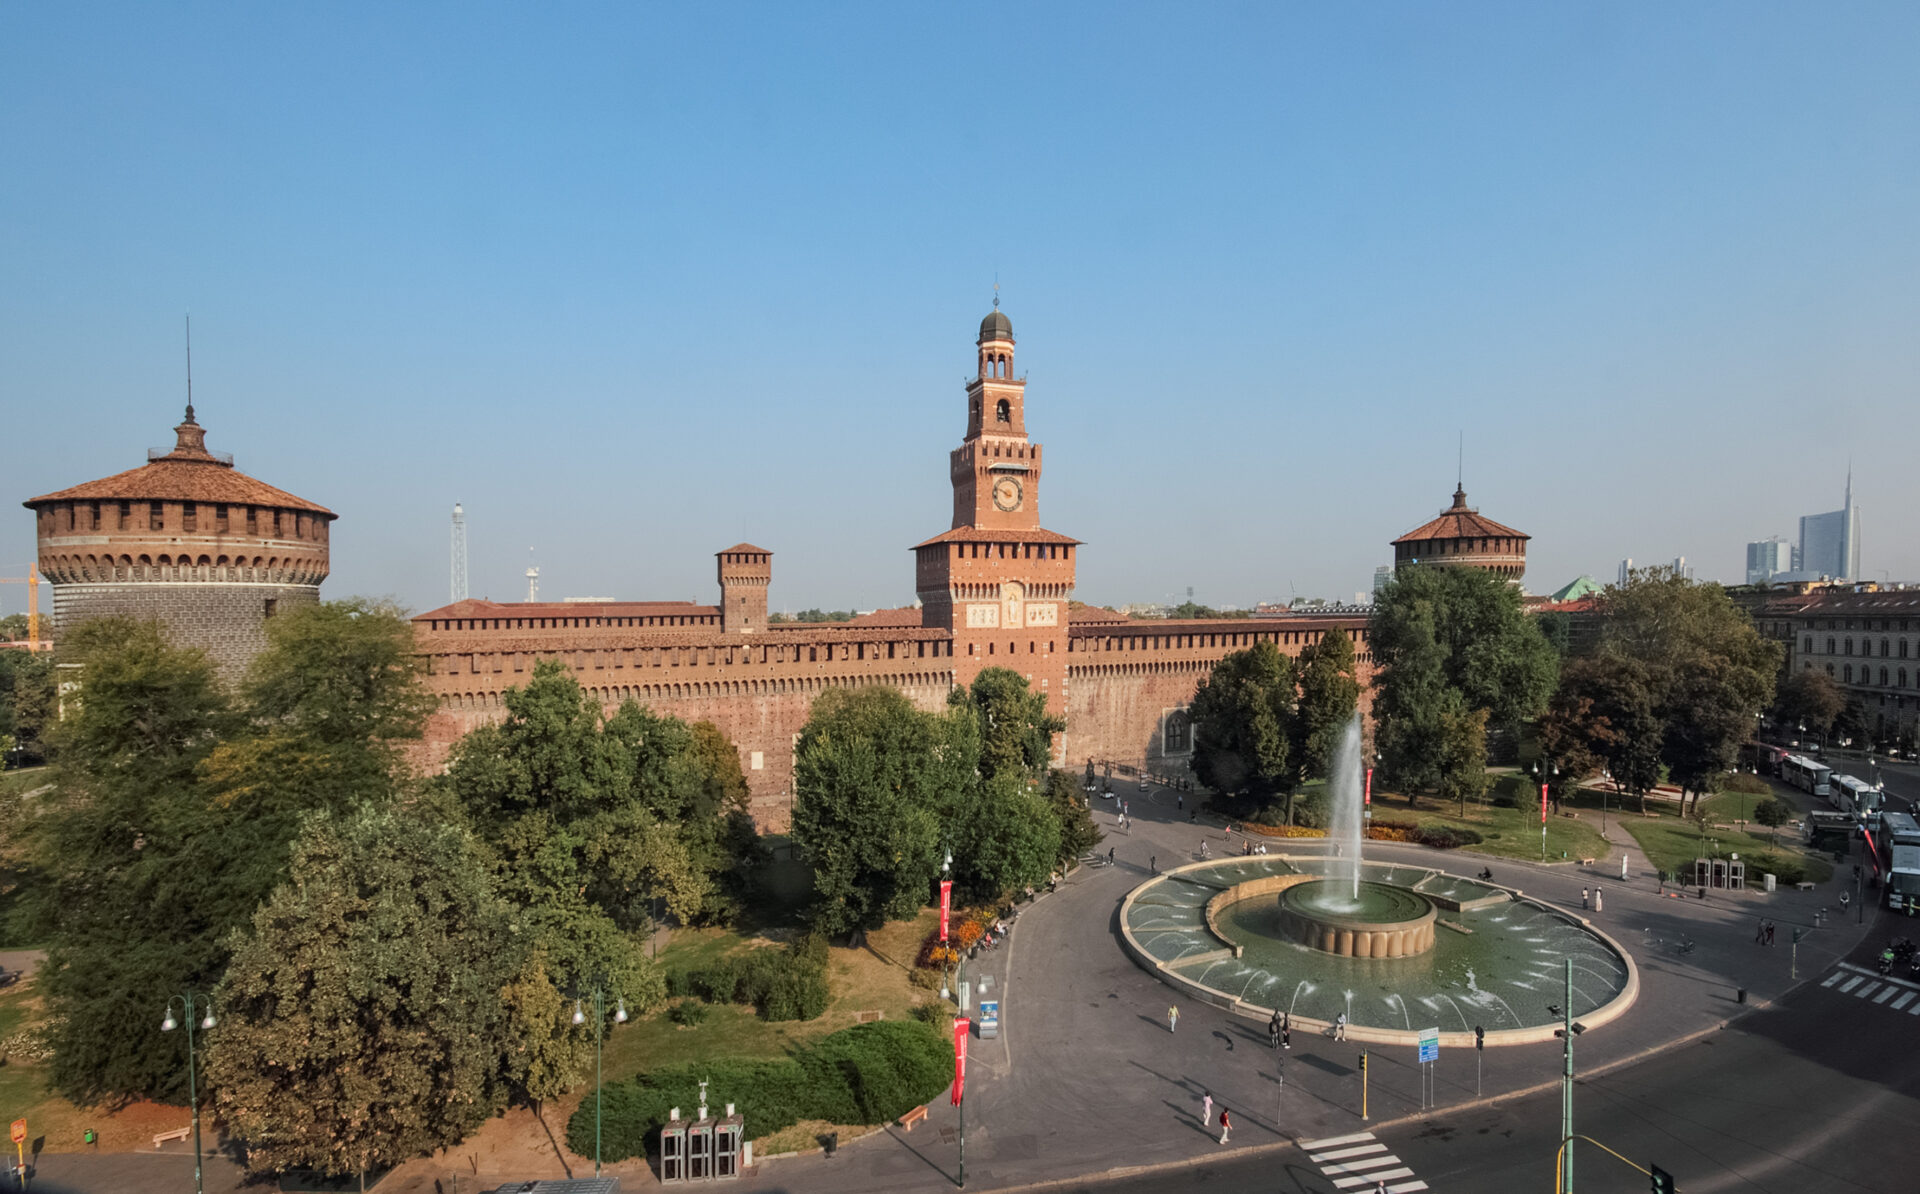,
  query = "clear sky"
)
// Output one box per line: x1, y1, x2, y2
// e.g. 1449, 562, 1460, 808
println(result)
5, 3, 1917, 618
